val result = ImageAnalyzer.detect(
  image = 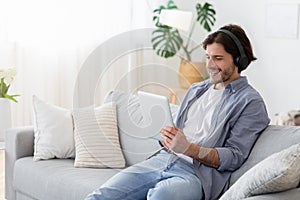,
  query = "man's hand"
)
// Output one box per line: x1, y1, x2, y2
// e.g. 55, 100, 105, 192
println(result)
160, 126, 220, 168
160, 126, 191, 154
